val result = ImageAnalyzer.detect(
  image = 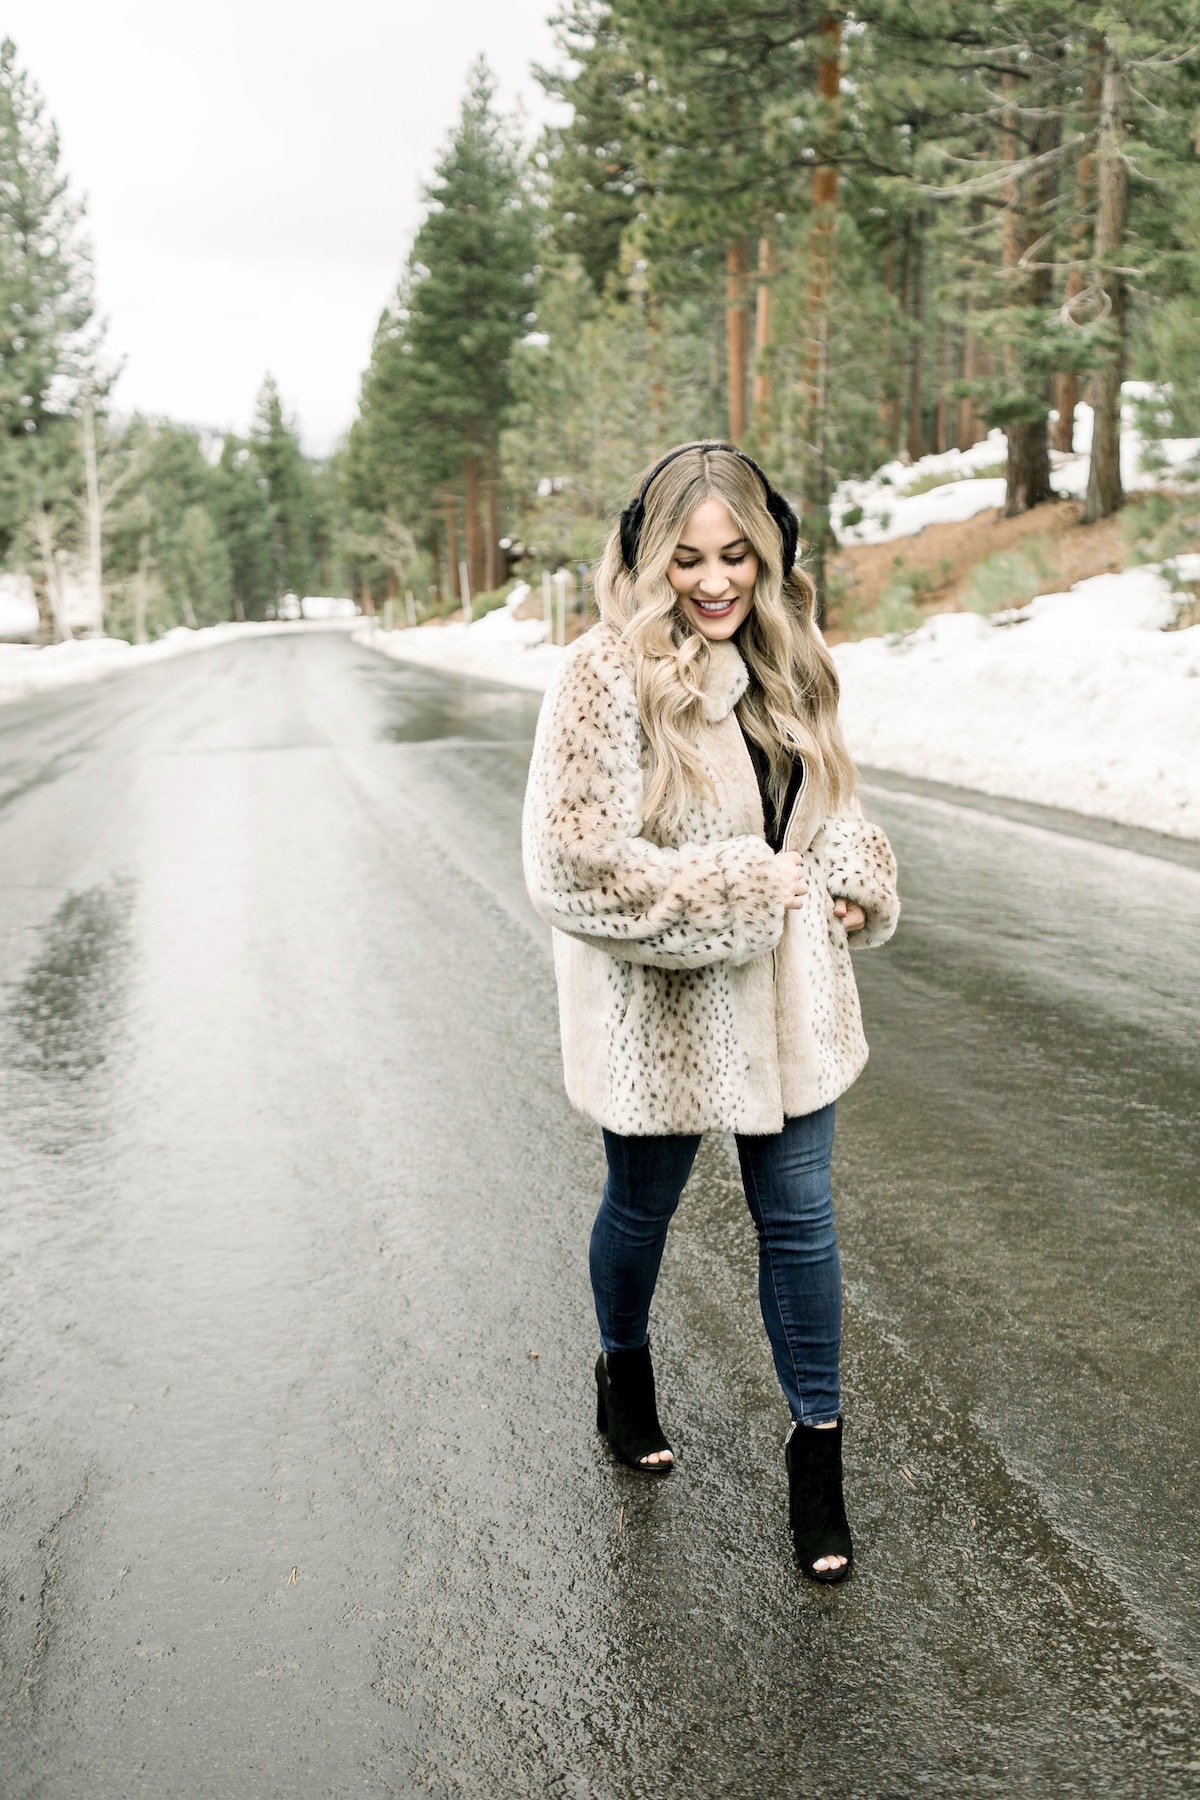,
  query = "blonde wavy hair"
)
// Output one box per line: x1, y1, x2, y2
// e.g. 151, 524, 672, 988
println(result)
595, 443, 857, 835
